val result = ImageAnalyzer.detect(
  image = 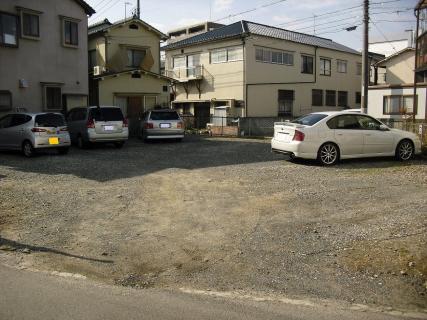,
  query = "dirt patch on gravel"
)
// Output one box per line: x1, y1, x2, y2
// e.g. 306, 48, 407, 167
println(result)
1, 137, 426, 312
